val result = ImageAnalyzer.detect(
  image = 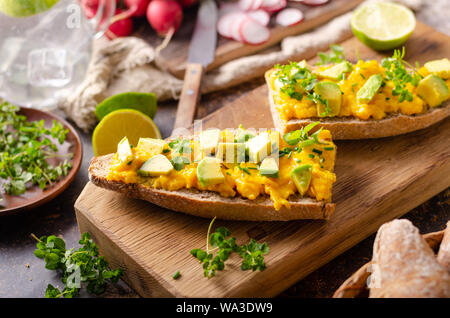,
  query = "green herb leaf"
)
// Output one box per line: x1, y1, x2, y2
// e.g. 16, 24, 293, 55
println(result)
32, 232, 124, 298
